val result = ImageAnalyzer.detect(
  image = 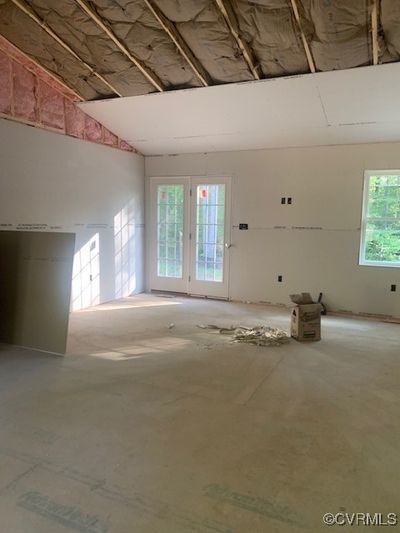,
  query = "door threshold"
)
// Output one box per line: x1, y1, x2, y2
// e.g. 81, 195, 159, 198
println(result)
189, 293, 229, 301
151, 289, 188, 298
